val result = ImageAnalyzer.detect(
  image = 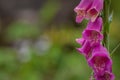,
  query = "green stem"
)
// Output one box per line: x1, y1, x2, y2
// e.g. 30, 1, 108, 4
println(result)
103, 0, 111, 51
110, 41, 120, 57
